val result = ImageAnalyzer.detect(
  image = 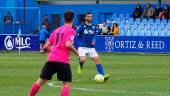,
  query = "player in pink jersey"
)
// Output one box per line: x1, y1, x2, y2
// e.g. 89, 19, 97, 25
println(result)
28, 10, 78, 96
